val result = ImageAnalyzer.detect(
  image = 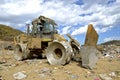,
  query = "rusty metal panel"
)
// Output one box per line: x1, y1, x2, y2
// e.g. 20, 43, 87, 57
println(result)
84, 24, 99, 46
54, 34, 67, 42
28, 38, 41, 49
